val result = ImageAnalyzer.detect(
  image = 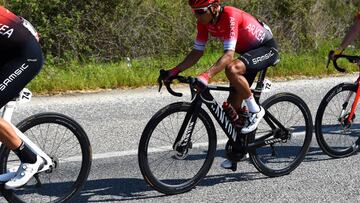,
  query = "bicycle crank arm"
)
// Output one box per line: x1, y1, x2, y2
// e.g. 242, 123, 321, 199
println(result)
0, 172, 16, 182
34, 173, 42, 188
